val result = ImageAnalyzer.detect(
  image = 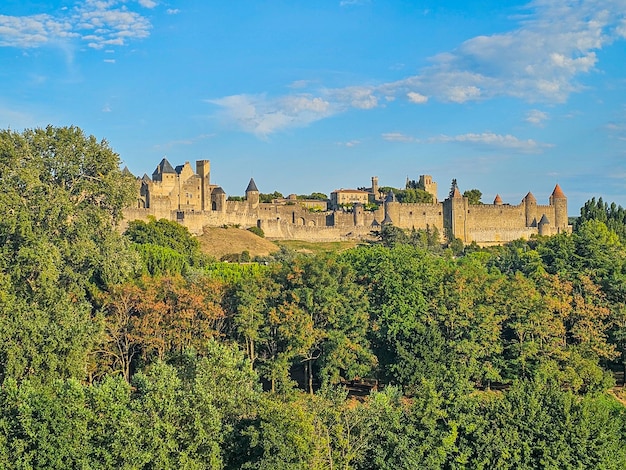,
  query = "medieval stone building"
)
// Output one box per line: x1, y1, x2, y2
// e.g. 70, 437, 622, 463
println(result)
123, 158, 571, 245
